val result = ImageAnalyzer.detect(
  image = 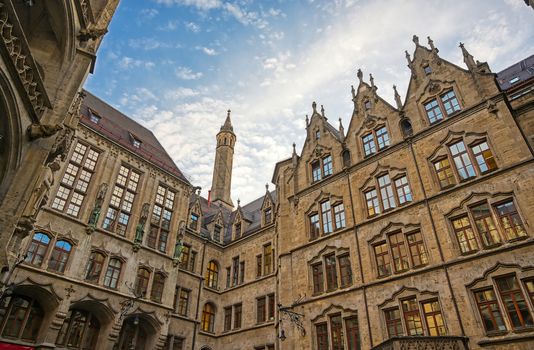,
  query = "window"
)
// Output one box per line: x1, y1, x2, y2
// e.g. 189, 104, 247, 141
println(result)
264, 207, 272, 224
450, 141, 475, 180
151, 273, 165, 303
325, 254, 338, 291
89, 112, 100, 124
375, 230, 426, 277
365, 173, 412, 217
474, 289, 506, 332
394, 176, 412, 204
268, 294, 275, 320
321, 201, 333, 234
451, 215, 478, 254
165, 336, 184, 350
135, 268, 150, 297
232, 257, 239, 286
389, 232, 409, 272
224, 306, 232, 331
312, 263, 324, 294
234, 303, 242, 329
315, 130, 321, 140
201, 303, 215, 333
472, 141, 497, 174
190, 213, 199, 230
84, 251, 105, 283
525, 280, 534, 305
333, 203, 346, 230
309, 213, 320, 240
406, 231, 428, 267
365, 189, 380, 217
234, 222, 242, 239
256, 255, 262, 278
385, 308, 403, 337
338, 254, 353, 287
316, 323, 329, 350
374, 242, 391, 277
423, 65, 432, 74
495, 275, 534, 329
102, 165, 140, 236
25, 232, 50, 266
471, 202, 500, 247
239, 261, 245, 284
433, 158, 455, 188
330, 314, 344, 350
132, 137, 142, 148
148, 185, 175, 253
189, 251, 197, 272
362, 126, 390, 157
205, 260, 219, 289
345, 316, 360, 350
51, 142, 99, 217
364, 100, 371, 110
214, 224, 222, 242
378, 174, 396, 211
309, 200, 346, 240
422, 300, 446, 336
264, 243, 273, 275
56, 309, 100, 349
495, 200, 527, 240
257, 296, 266, 323
103, 258, 122, 289
0, 295, 43, 341
402, 298, 423, 336
175, 287, 190, 316
180, 245, 197, 272
424, 90, 461, 124
226, 267, 231, 288
48, 240, 72, 273
312, 253, 352, 294
311, 155, 334, 183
